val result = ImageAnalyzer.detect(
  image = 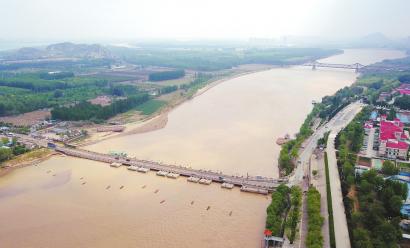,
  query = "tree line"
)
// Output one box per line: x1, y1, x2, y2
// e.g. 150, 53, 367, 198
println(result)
266, 184, 290, 236
51, 94, 149, 121
149, 70, 185, 81
0, 137, 29, 164
306, 187, 324, 248
286, 186, 302, 243
336, 108, 408, 247
394, 95, 410, 110
39, 71, 74, 80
